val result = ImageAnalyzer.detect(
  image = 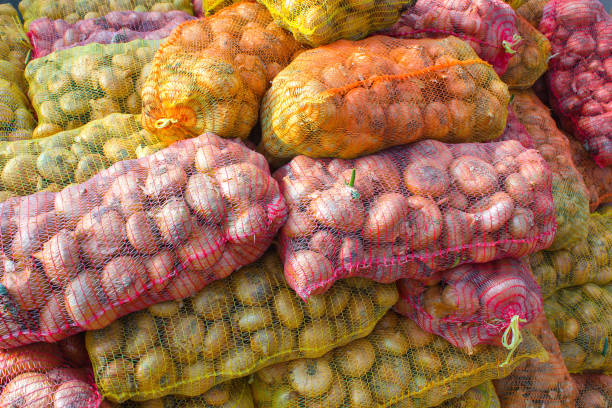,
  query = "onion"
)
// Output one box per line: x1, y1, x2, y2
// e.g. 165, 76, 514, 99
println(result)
34, 229, 79, 286
363, 193, 410, 243
469, 192, 515, 233
184, 173, 226, 221
143, 163, 187, 200
126, 211, 160, 255
399, 196, 442, 250
154, 198, 196, 247
53, 380, 97, 408
450, 156, 498, 197
0, 373, 54, 408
